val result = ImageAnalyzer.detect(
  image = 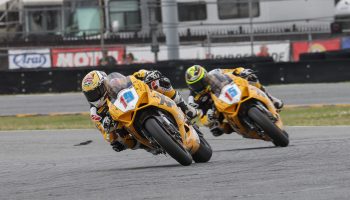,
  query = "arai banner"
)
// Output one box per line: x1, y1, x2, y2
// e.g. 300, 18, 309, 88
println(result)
8, 49, 51, 69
